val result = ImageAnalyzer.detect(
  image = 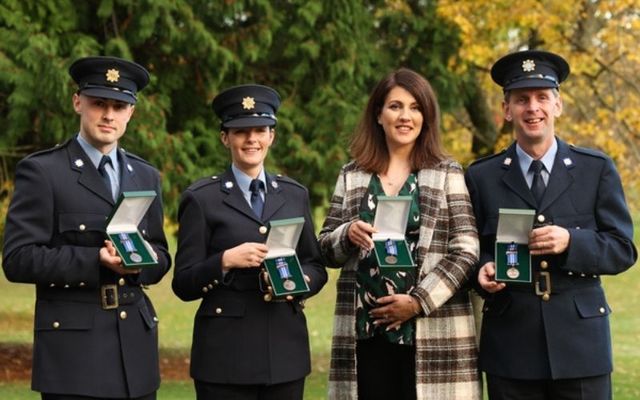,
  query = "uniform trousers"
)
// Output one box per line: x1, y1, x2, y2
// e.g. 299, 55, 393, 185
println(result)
356, 335, 417, 400
194, 378, 305, 400
487, 373, 611, 400
42, 392, 156, 400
